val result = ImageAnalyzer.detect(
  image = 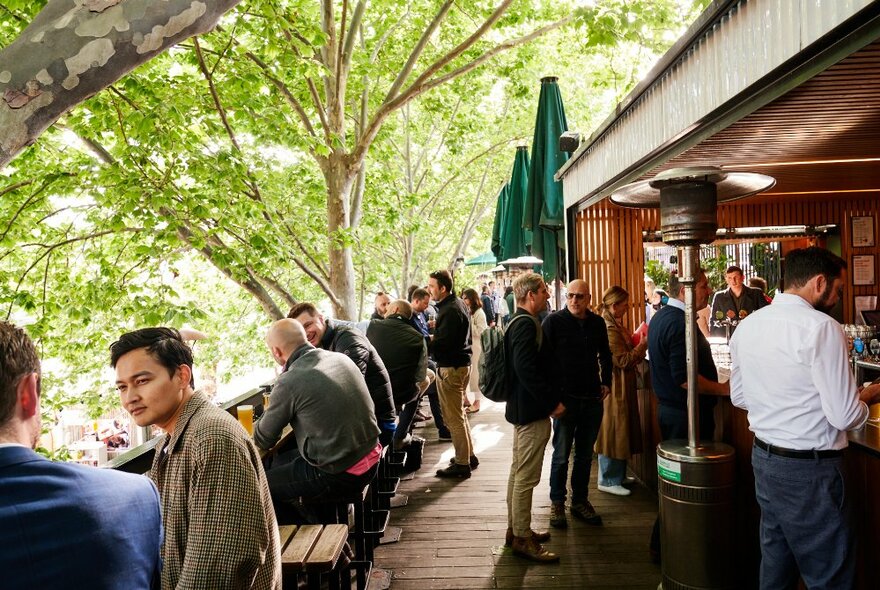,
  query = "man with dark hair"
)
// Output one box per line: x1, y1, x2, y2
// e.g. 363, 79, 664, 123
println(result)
731, 247, 880, 588
428, 269, 476, 478
543, 279, 612, 529
481, 285, 496, 327
112, 327, 281, 590
1, 322, 162, 589
650, 270, 728, 441
257, 319, 380, 521
709, 264, 768, 337
410, 287, 448, 438
648, 268, 729, 561
409, 288, 432, 341
504, 272, 564, 562
367, 300, 432, 451
288, 302, 396, 445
